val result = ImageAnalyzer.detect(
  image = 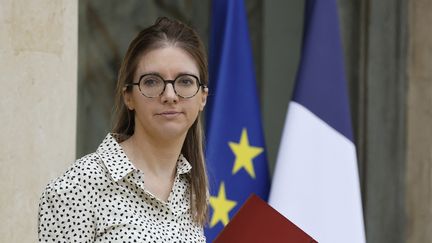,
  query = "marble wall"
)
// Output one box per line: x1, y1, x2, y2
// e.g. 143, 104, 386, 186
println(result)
0, 0, 77, 242
406, 0, 432, 241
